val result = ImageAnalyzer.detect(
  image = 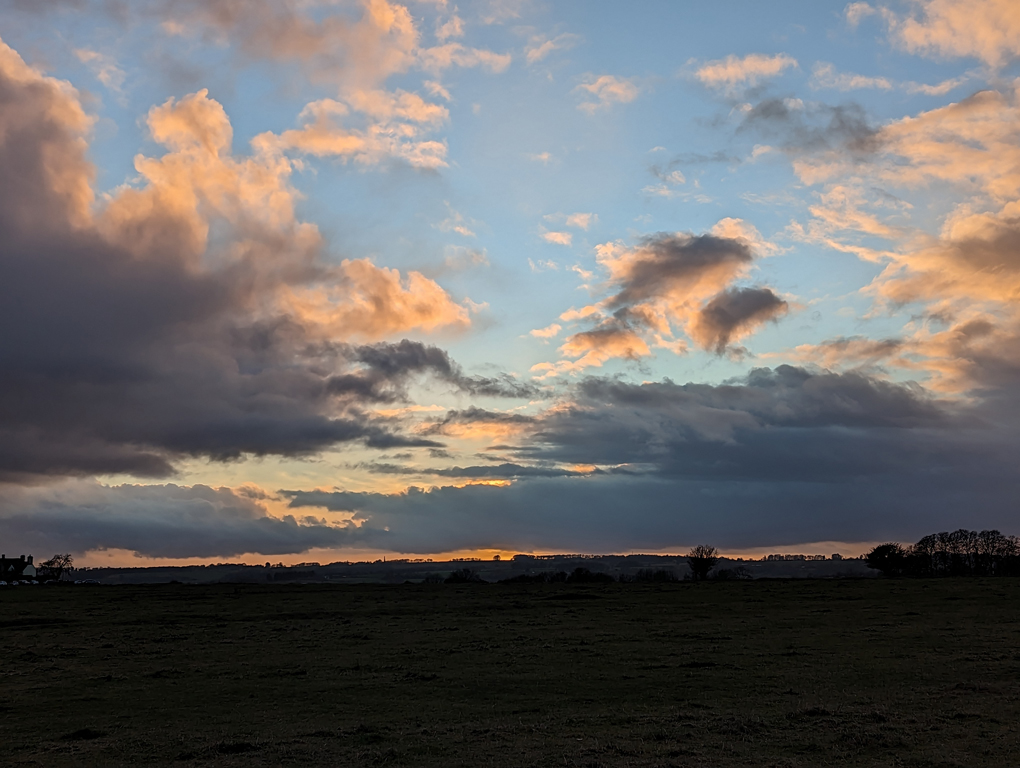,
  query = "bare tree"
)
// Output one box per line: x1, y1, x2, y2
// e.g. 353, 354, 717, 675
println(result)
686, 545, 719, 582
40, 553, 74, 581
